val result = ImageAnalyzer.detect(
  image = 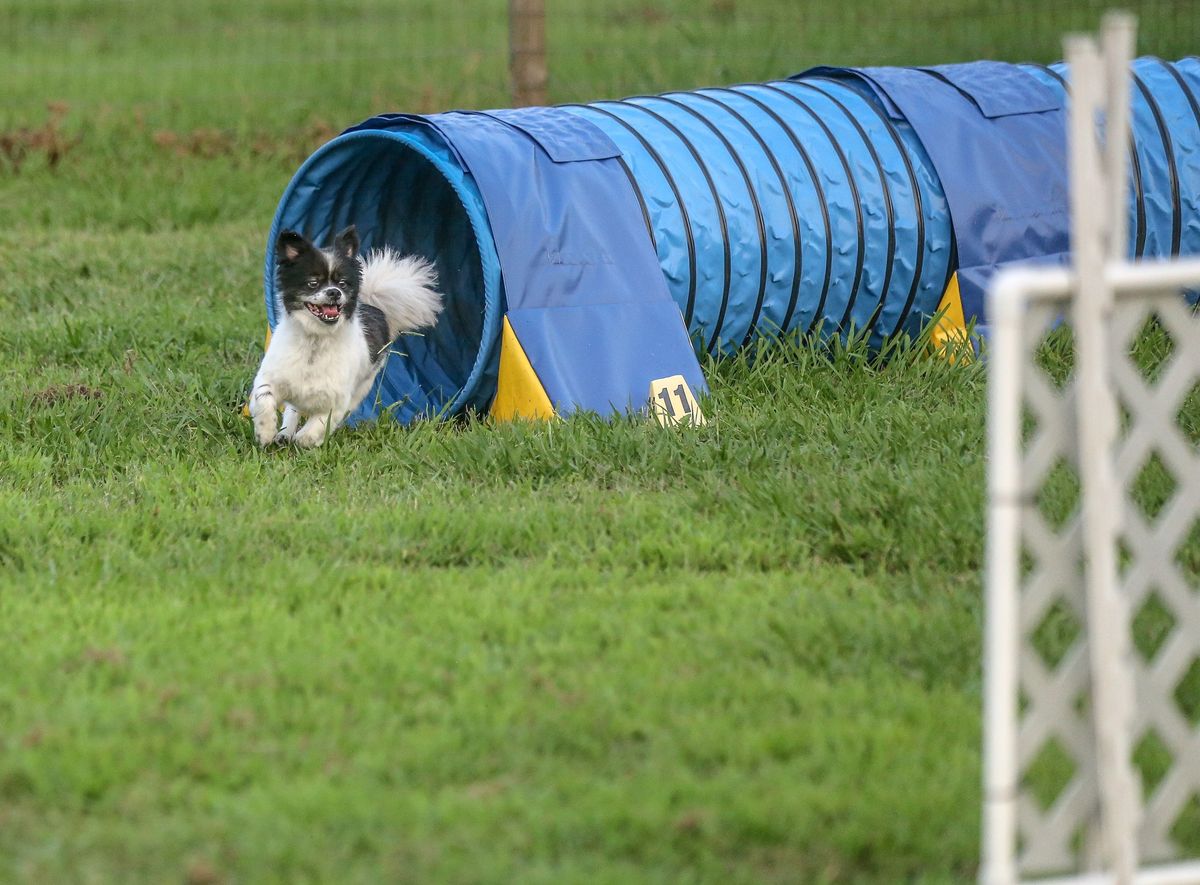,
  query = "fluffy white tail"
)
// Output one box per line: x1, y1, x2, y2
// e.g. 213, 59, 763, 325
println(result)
359, 247, 443, 339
